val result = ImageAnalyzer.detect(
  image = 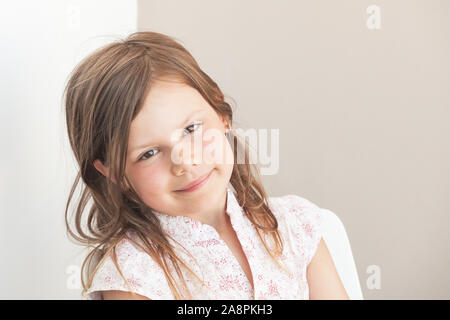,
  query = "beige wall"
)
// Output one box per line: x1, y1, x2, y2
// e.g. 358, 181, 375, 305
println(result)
138, 0, 450, 299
